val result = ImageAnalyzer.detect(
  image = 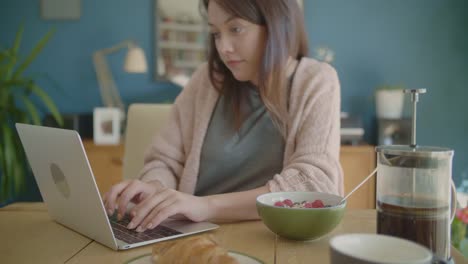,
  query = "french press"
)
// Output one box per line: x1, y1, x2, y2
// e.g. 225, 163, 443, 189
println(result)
376, 89, 456, 263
